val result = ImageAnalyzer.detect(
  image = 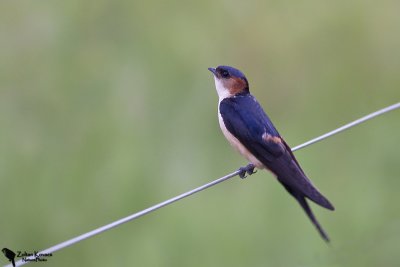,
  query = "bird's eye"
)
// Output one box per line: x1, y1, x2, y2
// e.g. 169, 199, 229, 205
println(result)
221, 70, 229, 78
